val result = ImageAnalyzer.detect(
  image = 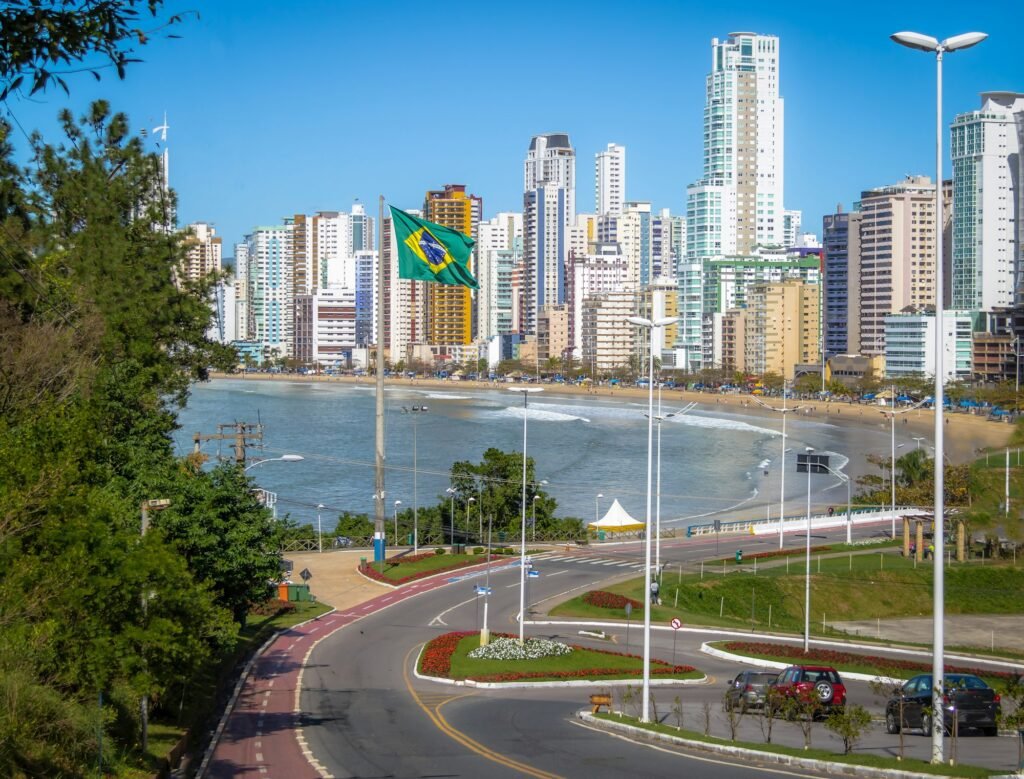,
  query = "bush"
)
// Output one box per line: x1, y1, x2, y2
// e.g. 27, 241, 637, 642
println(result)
825, 704, 873, 754
249, 599, 296, 617
434, 547, 446, 556
472, 547, 484, 555
582, 590, 642, 610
